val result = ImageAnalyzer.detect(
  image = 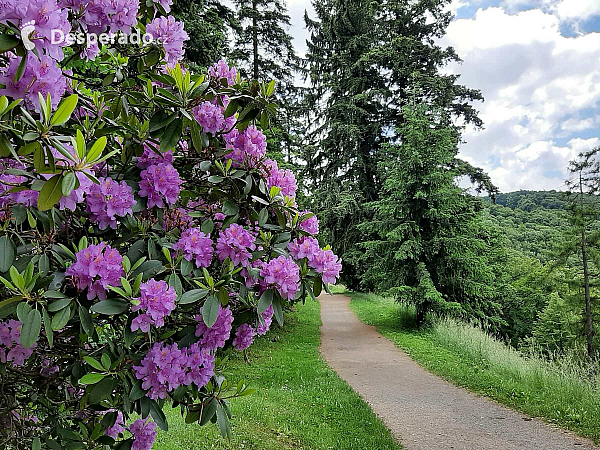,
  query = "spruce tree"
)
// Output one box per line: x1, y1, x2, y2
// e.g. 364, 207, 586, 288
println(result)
172, 0, 237, 69
360, 102, 502, 326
